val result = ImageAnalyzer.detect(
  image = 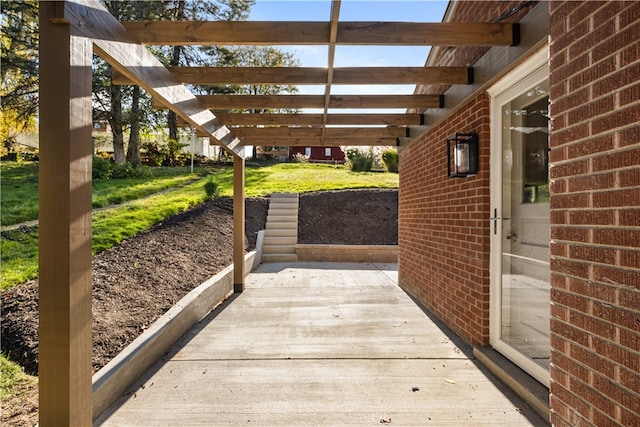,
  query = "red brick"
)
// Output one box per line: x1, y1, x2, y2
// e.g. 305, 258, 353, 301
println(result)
568, 210, 615, 226
618, 126, 640, 148
591, 104, 640, 136
592, 148, 640, 172
592, 188, 640, 208
567, 172, 615, 192
593, 63, 640, 100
